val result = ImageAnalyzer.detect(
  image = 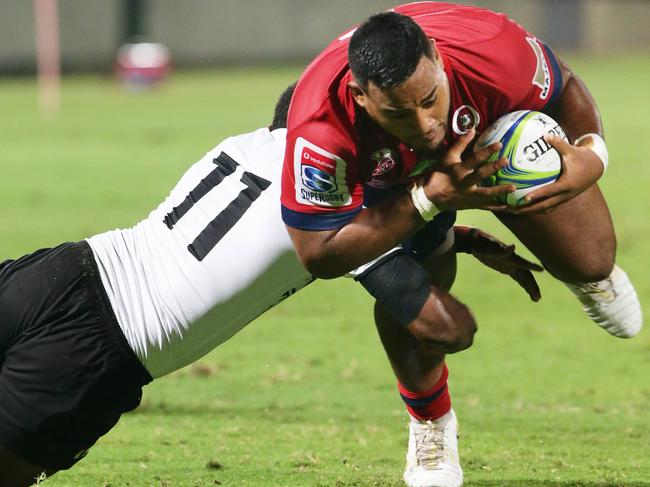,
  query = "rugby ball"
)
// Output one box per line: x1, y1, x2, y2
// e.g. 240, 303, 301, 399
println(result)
475, 110, 566, 206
